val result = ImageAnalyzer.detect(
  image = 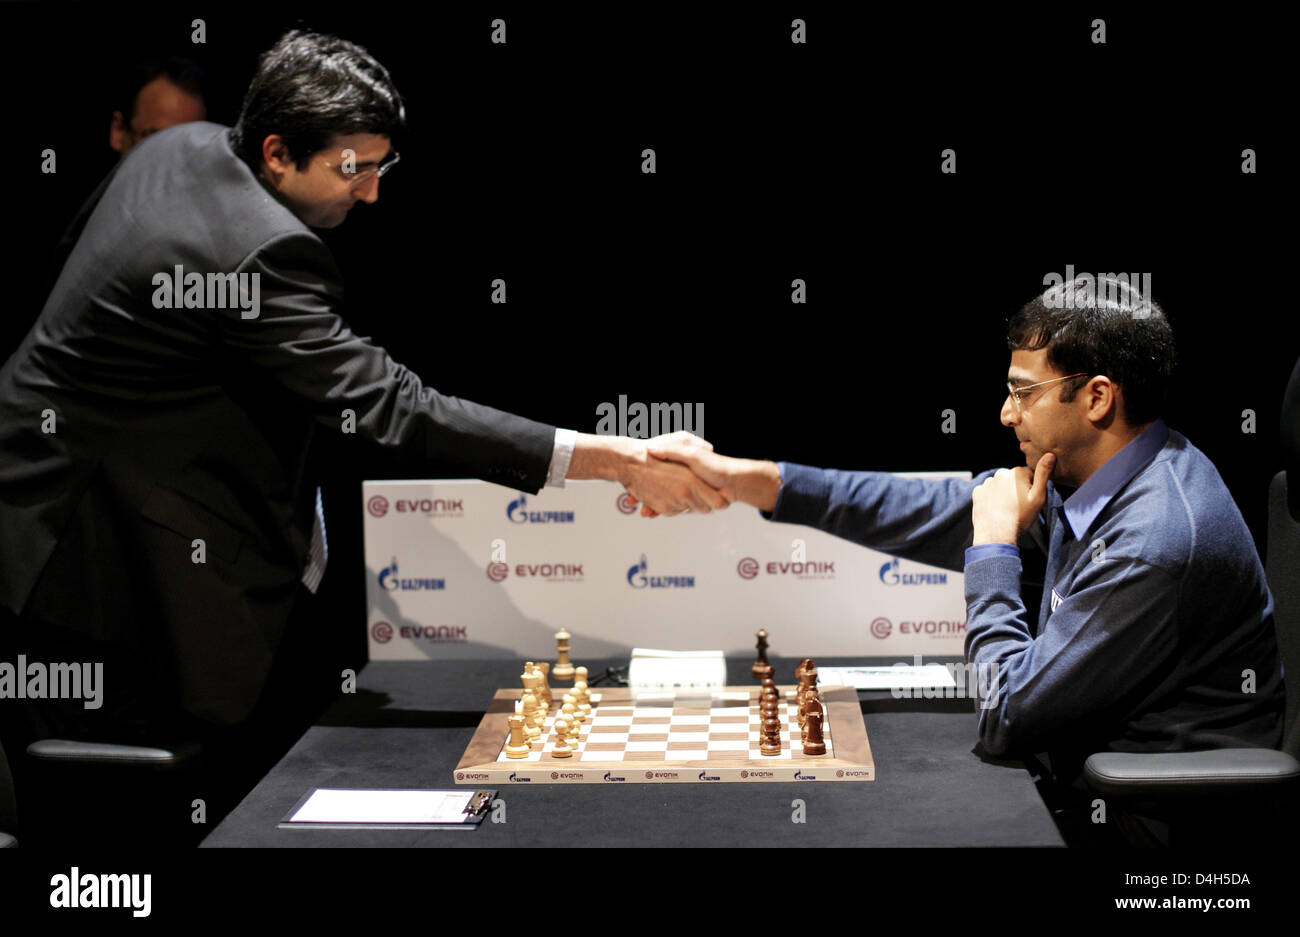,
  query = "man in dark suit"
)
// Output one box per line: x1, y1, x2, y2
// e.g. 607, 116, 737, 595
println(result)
0, 30, 724, 841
